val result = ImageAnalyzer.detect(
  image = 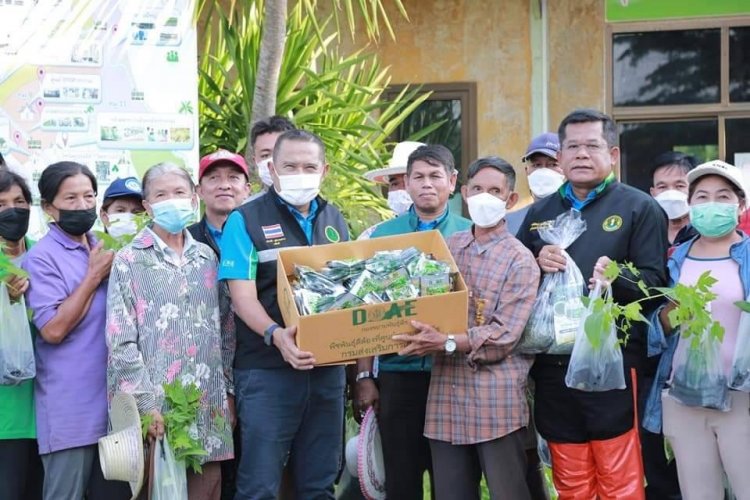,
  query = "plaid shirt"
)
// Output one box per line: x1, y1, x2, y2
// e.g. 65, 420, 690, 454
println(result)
424, 222, 540, 444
